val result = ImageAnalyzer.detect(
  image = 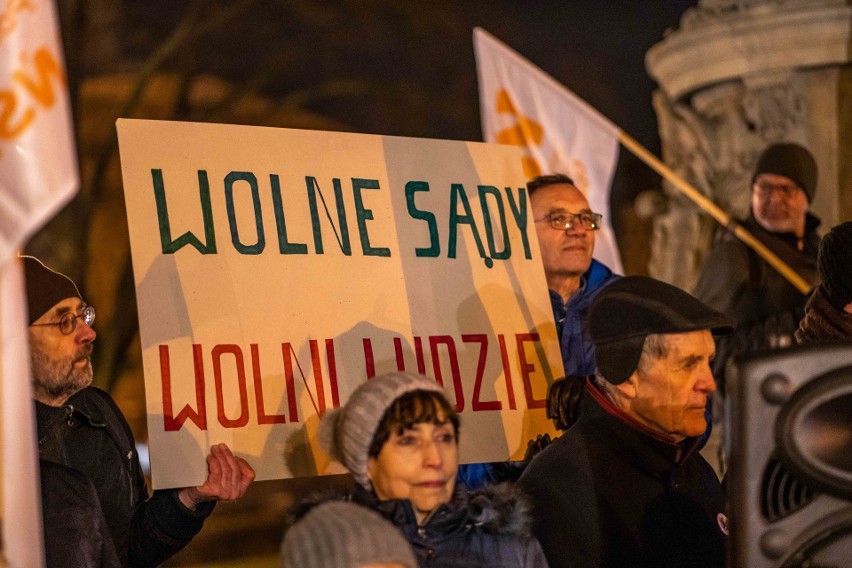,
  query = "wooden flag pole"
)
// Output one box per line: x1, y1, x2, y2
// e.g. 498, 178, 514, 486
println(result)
617, 130, 812, 295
